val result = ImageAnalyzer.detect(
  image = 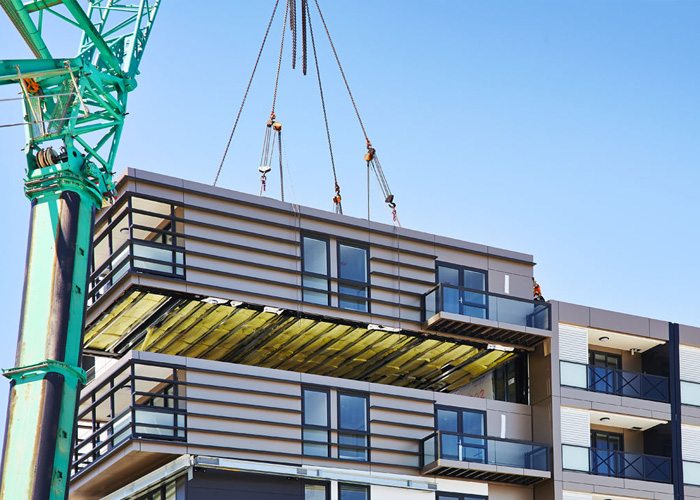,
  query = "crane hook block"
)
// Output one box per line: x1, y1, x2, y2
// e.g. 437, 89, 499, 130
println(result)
259, 165, 272, 174
273, 122, 282, 131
